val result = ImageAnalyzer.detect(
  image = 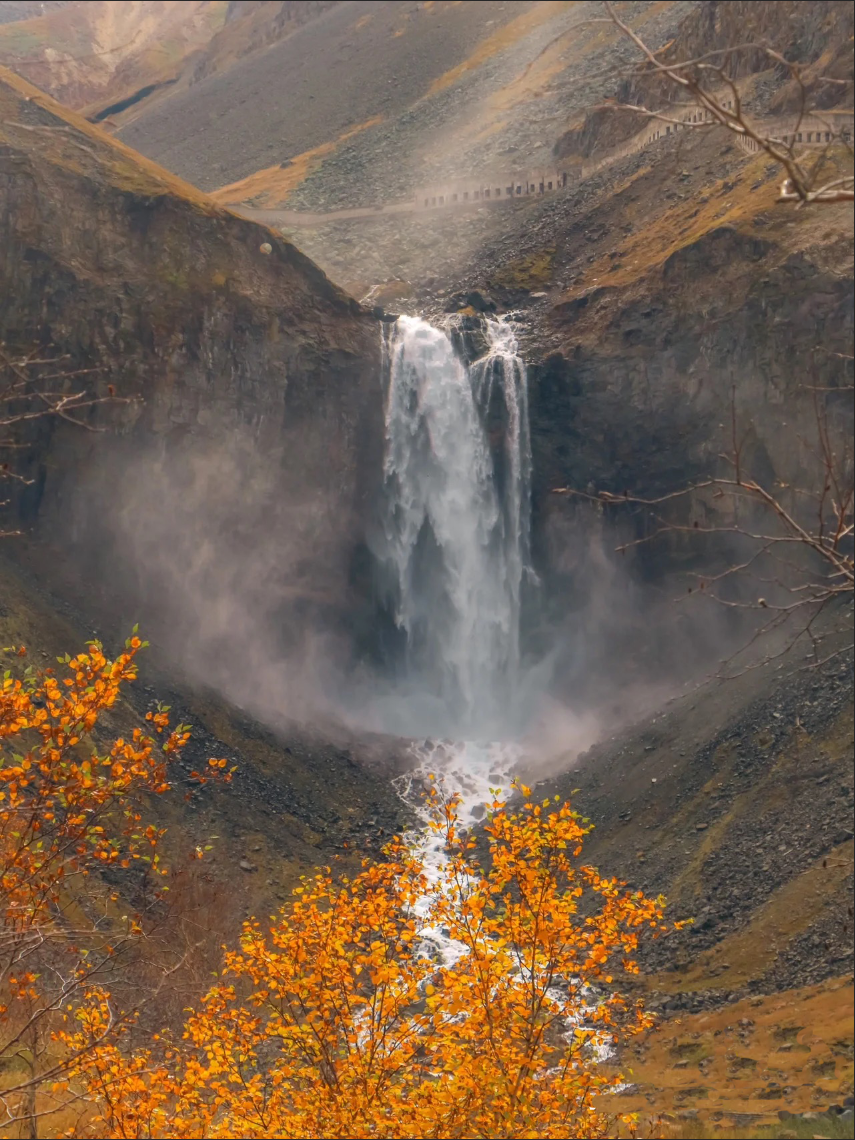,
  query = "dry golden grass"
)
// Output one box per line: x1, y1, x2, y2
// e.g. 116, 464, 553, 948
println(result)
604, 975, 855, 1134
211, 115, 384, 208
425, 0, 578, 98
0, 65, 221, 213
